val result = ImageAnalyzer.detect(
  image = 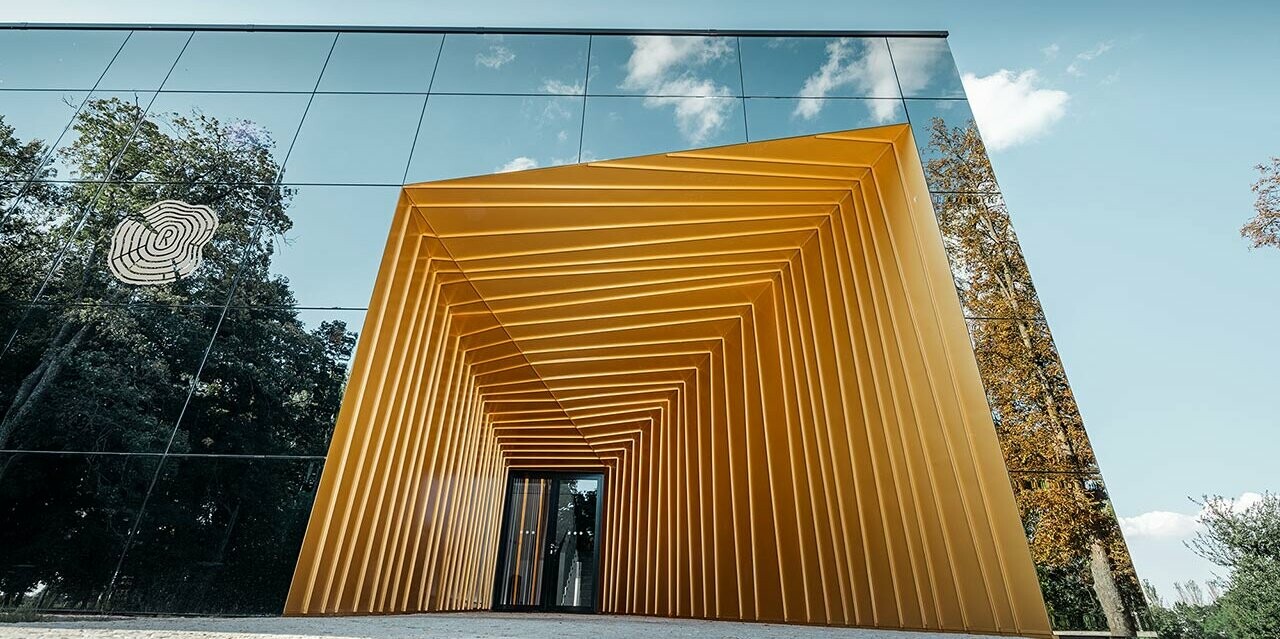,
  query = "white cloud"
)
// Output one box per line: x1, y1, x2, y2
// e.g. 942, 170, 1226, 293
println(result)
643, 94, 735, 145
623, 36, 731, 91
1120, 492, 1265, 540
1066, 41, 1113, 76
961, 69, 1069, 151
476, 45, 515, 69
621, 36, 735, 145
497, 156, 538, 173
540, 78, 583, 95
1041, 43, 1060, 59
1121, 510, 1200, 539
793, 38, 899, 123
